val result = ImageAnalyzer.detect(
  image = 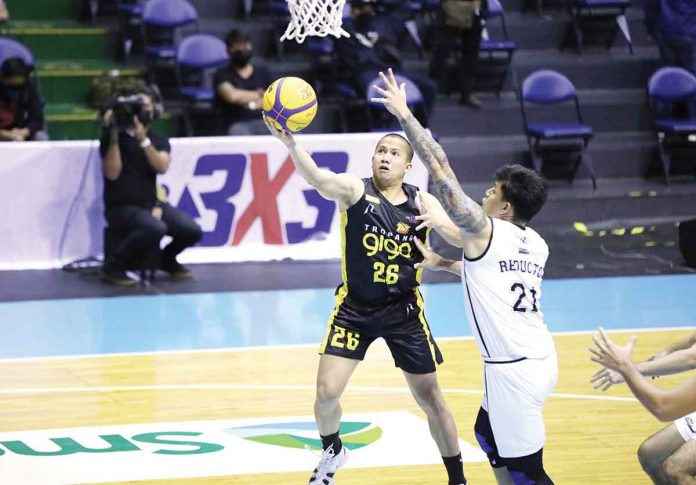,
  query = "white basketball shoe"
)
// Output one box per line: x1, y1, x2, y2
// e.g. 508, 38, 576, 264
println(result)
308, 444, 349, 484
